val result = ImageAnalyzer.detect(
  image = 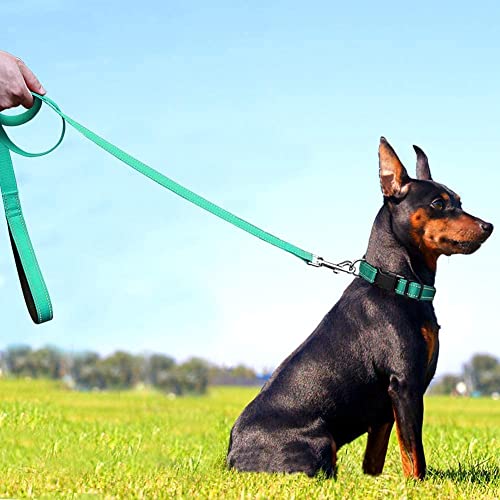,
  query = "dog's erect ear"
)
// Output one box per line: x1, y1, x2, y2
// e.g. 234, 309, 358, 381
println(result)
379, 137, 410, 198
413, 145, 432, 180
